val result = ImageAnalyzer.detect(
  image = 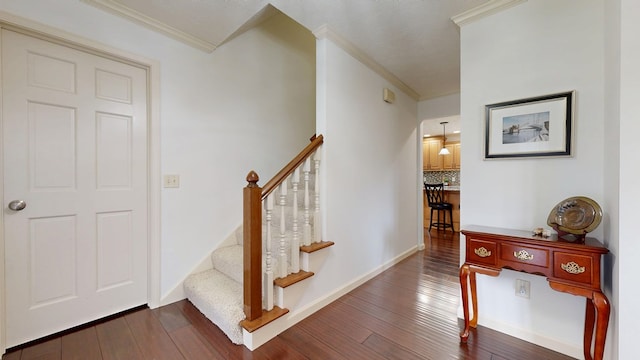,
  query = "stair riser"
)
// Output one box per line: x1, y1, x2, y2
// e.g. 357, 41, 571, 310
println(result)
274, 279, 311, 310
